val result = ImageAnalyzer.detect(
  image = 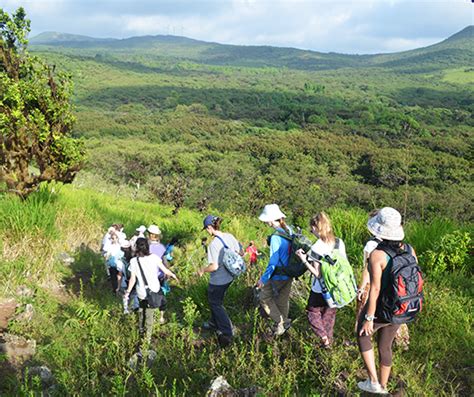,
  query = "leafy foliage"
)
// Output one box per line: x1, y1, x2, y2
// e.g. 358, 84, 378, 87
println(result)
0, 8, 85, 197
